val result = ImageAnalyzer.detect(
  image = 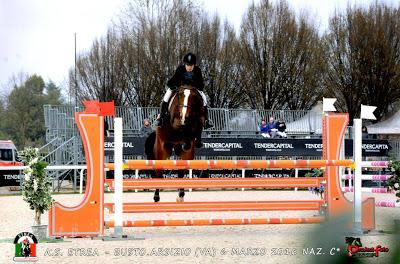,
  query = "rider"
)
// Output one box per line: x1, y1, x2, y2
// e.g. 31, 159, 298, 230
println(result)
156, 52, 214, 130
